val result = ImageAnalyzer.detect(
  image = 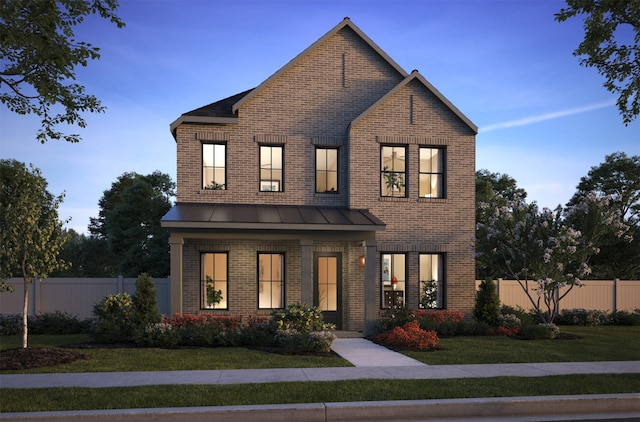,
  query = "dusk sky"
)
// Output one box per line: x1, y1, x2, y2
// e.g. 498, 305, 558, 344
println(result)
1, 0, 638, 234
